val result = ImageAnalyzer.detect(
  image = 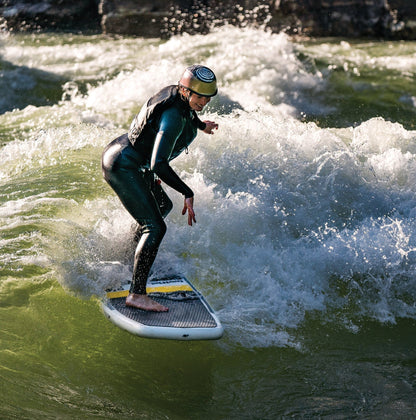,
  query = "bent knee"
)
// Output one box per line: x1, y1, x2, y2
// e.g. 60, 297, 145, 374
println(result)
140, 219, 167, 244
156, 220, 167, 239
